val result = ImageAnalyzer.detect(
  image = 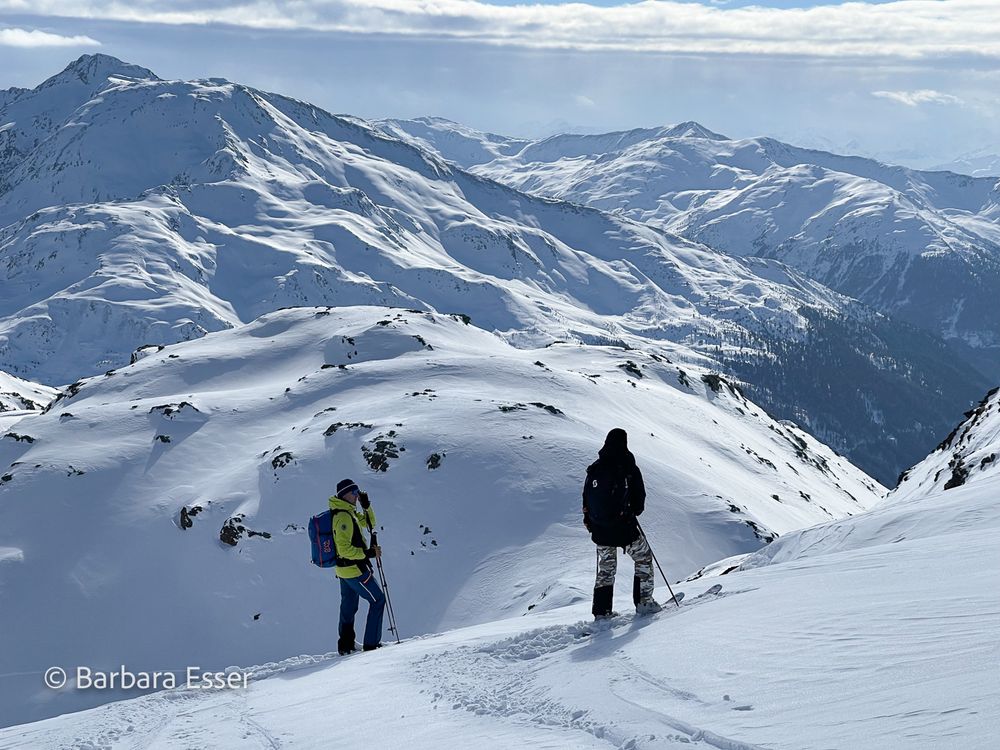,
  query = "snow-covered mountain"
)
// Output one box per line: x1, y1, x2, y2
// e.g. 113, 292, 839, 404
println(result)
3, 346, 996, 748
932, 149, 1000, 179
382, 118, 1000, 379
376, 116, 532, 168
0, 305, 884, 727
1, 56, 989, 485
891, 385, 1000, 502
0, 57, 843, 385
0, 371, 56, 413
